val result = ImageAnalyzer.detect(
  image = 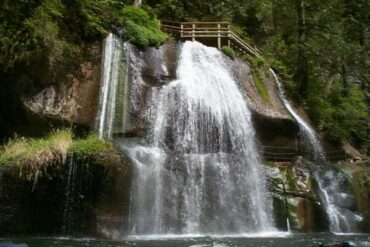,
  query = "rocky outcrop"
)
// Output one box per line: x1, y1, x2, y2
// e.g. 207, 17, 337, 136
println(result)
265, 158, 327, 232
265, 158, 370, 232
231, 58, 290, 120
23, 44, 102, 127
22, 40, 293, 136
